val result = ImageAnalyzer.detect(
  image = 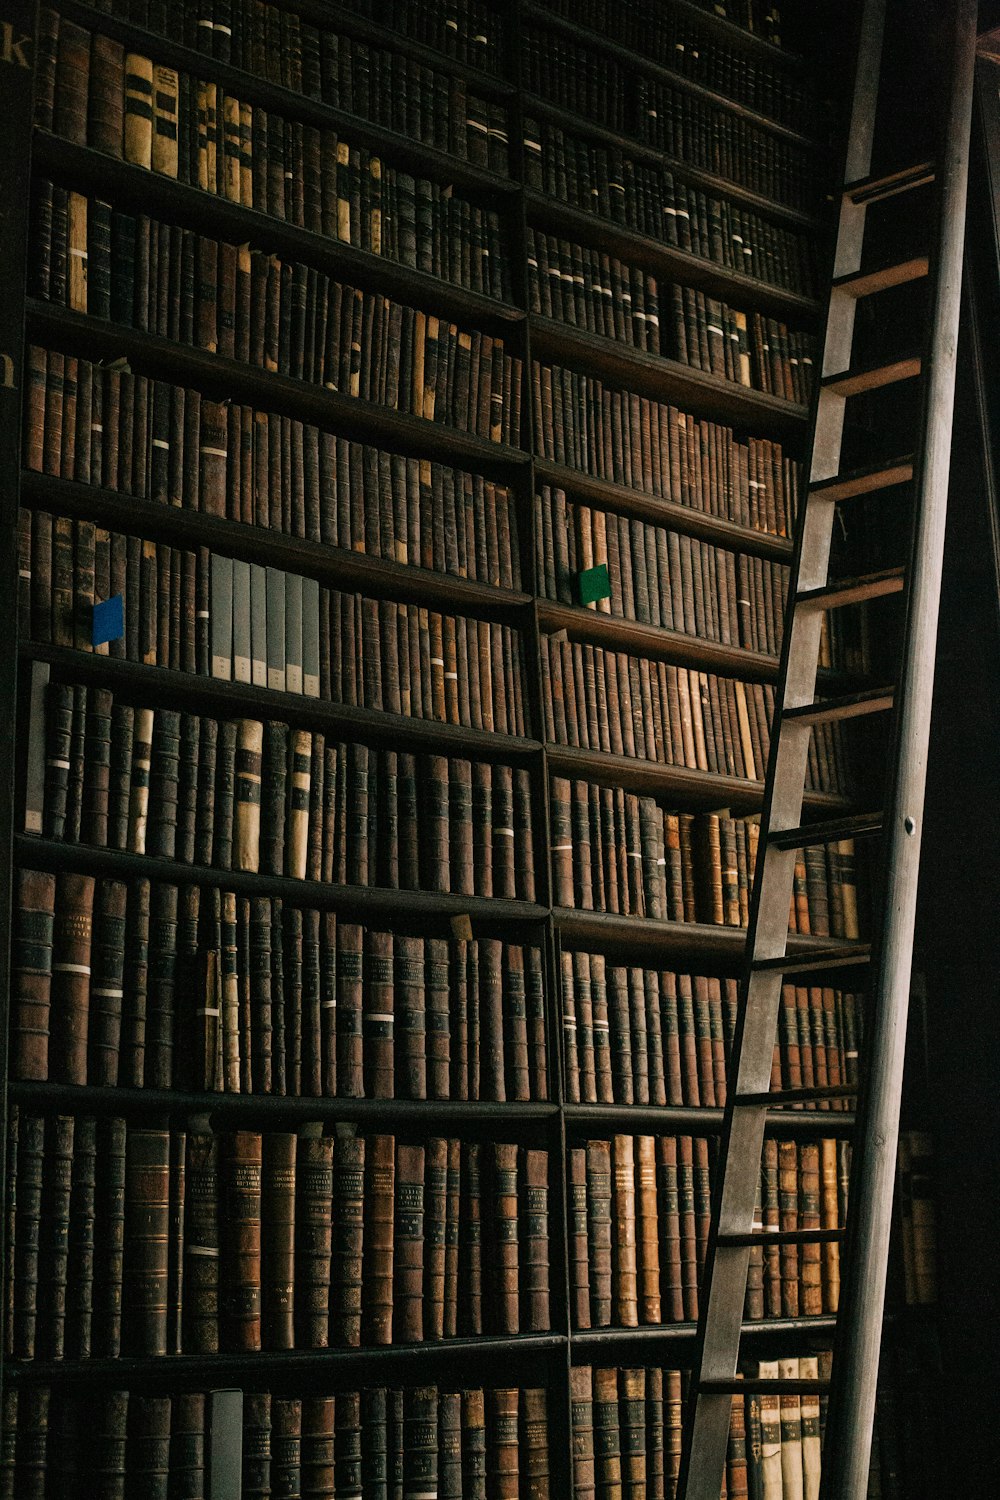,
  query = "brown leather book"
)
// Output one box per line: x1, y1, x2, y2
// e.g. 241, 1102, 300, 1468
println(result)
570, 1365, 596, 1500
799, 1140, 823, 1318
36, 1113, 73, 1360
489, 1142, 520, 1335
593, 1368, 623, 1500
569, 1146, 591, 1329
480, 936, 505, 1102
397, 934, 427, 1101
487, 1388, 520, 1500
331, 1130, 365, 1348
635, 1136, 661, 1324
363, 928, 395, 1100
427, 937, 451, 1100
272, 1398, 302, 1500
393, 1141, 425, 1342
261, 1132, 296, 1350
586, 1139, 613, 1327
184, 1128, 219, 1354
51, 871, 95, 1085
222, 1130, 262, 1351
337, 922, 364, 1098
124, 1127, 171, 1356
423, 1136, 449, 1341
302, 1395, 336, 1500
294, 1129, 334, 1349
443, 1136, 461, 1339
521, 1148, 551, 1332
11, 870, 56, 1082
612, 1135, 639, 1328
363, 1133, 395, 1346
460, 1141, 483, 1335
